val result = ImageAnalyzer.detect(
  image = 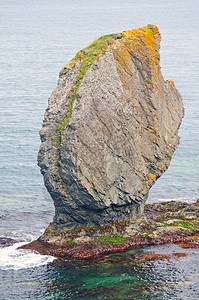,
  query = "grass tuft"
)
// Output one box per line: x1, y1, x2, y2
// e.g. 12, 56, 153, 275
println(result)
95, 234, 128, 244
